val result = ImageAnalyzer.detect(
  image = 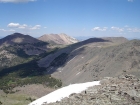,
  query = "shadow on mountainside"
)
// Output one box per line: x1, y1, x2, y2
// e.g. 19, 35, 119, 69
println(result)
44, 39, 140, 86
0, 48, 59, 78
0, 60, 46, 78
0, 38, 110, 80
44, 38, 110, 74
